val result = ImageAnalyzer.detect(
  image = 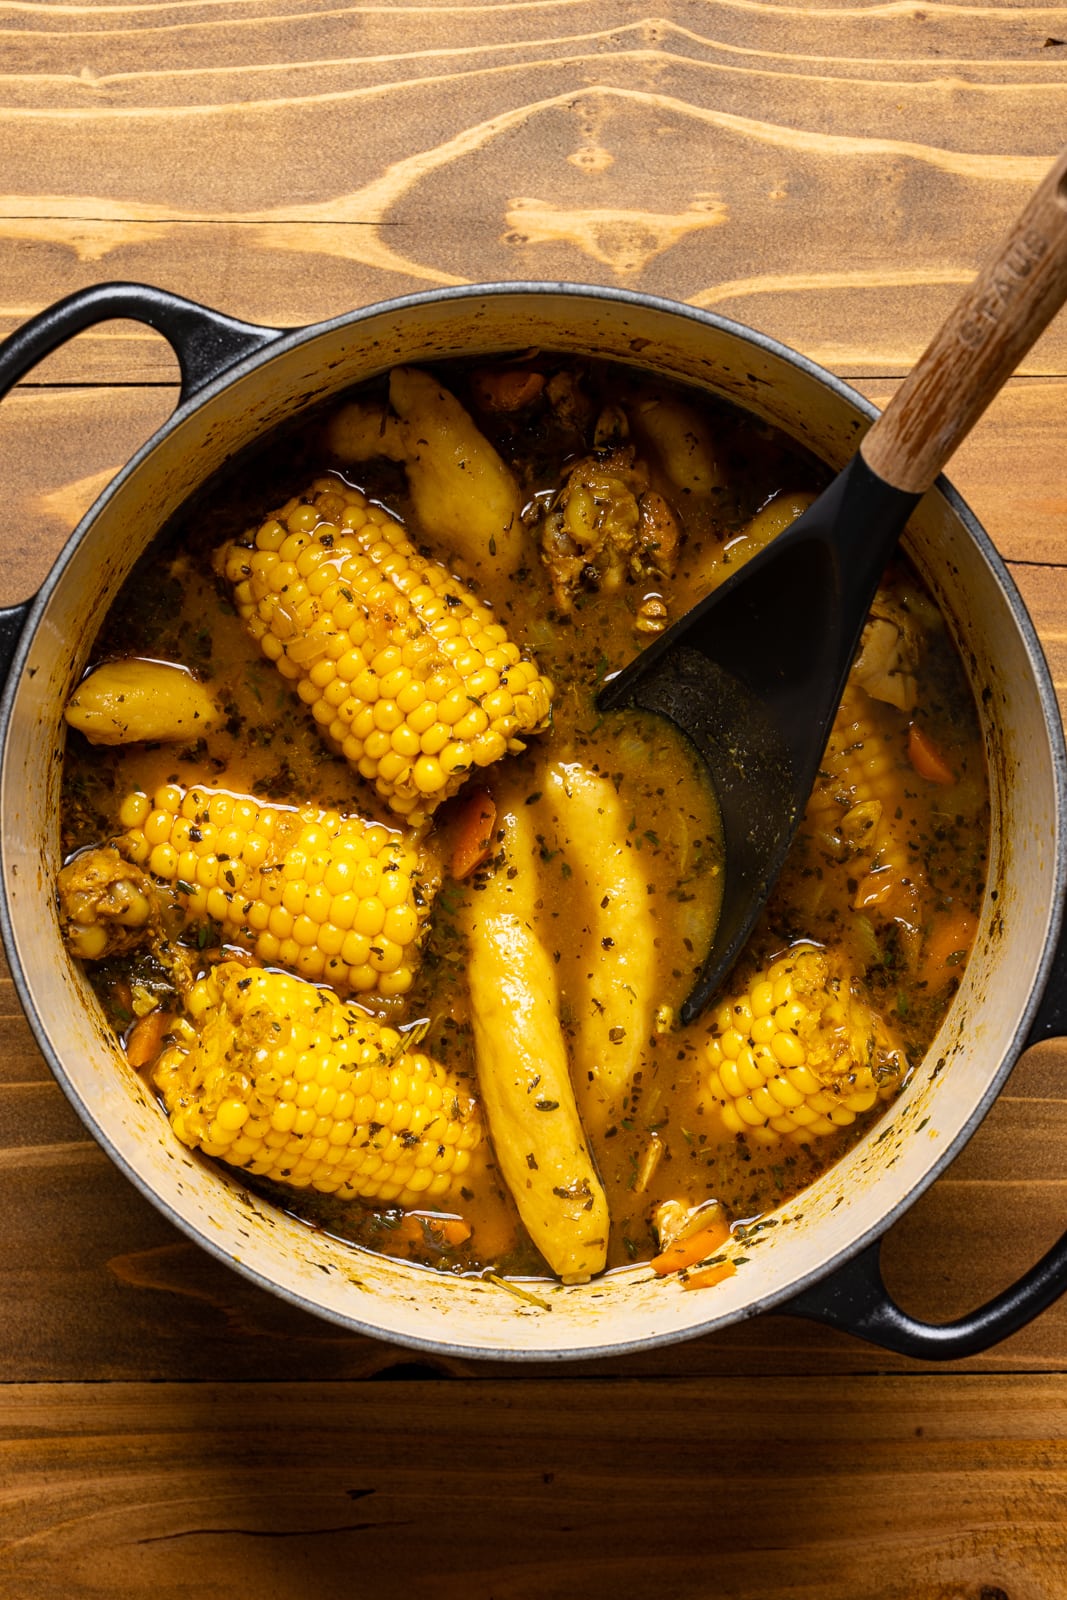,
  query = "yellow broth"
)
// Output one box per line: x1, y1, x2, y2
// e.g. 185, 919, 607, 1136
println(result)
59, 354, 989, 1281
